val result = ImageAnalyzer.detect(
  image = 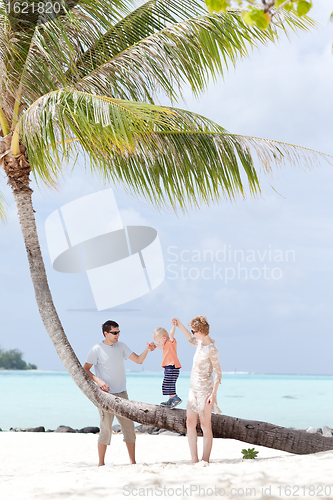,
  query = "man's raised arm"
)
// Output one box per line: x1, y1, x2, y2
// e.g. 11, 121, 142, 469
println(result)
128, 343, 155, 365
